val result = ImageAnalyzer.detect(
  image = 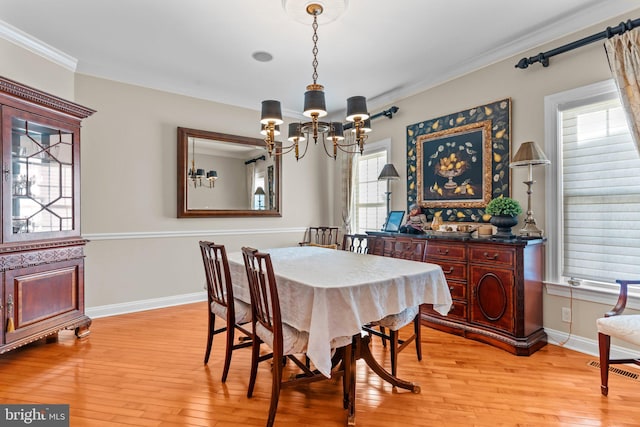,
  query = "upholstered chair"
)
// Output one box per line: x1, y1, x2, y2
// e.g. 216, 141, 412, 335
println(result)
596, 279, 640, 396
